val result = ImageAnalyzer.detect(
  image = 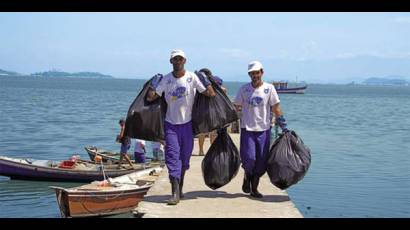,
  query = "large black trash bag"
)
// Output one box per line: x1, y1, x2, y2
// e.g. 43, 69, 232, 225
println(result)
192, 72, 239, 135
201, 129, 241, 190
124, 74, 167, 142
266, 130, 311, 190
